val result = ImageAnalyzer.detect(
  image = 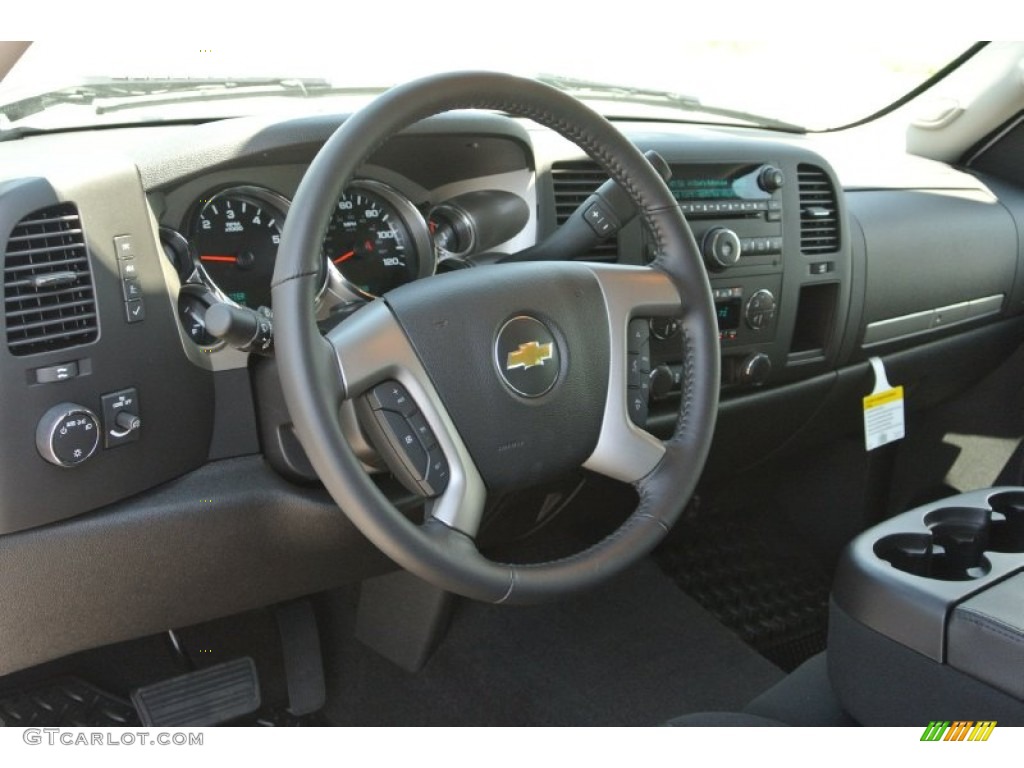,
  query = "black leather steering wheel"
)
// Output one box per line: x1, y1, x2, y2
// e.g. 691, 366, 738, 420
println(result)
272, 72, 720, 604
